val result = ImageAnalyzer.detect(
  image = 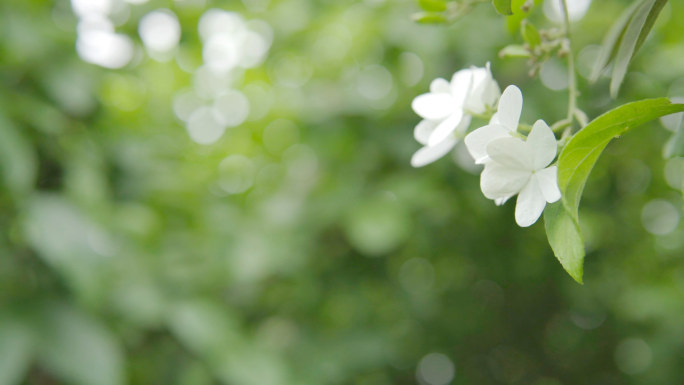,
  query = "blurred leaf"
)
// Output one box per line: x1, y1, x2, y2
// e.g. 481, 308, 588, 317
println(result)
418, 0, 447, 12
167, 300, 240, 357
663, 119, 684, 158
521, 20, 540, 48
412, 12, 448, 24
37, 303, 124, 385
632, 0, 667, 62
0, 109, 37, 197
506, 0, 533, 33
610, 0, 667, 97
546, 98, 684, 282
0, 318, 34, 385
493, 0, 513, 15
590, 0, 641, 82
499, 44, 530, 58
